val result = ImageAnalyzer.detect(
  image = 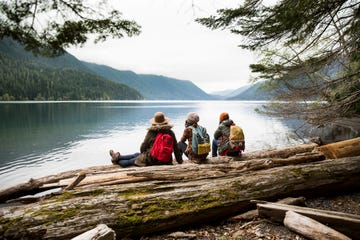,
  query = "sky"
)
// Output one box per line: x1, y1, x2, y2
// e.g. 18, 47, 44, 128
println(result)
66, 0, 256, 93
